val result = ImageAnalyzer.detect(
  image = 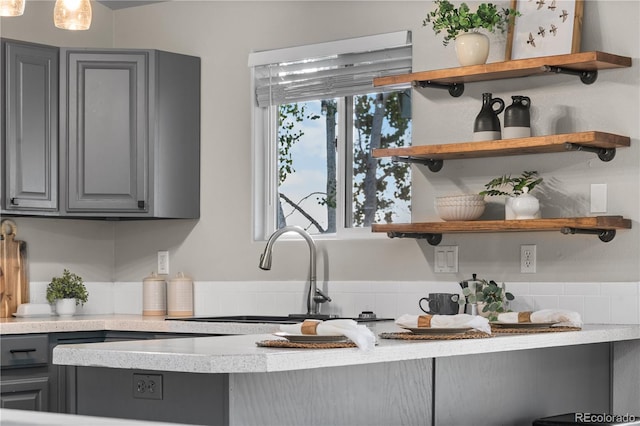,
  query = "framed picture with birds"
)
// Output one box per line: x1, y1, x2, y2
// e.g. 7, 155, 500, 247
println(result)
505, 0, 583, 60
